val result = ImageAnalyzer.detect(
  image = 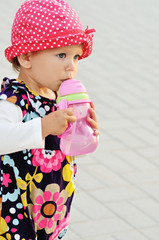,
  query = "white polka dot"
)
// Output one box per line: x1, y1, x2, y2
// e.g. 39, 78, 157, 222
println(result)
14, 234, 20, 240
10, 207, 16, 214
